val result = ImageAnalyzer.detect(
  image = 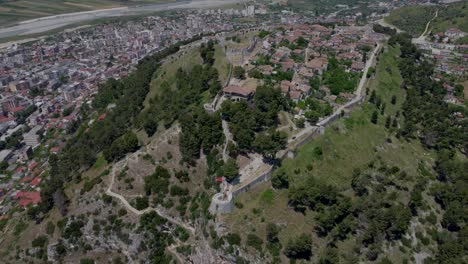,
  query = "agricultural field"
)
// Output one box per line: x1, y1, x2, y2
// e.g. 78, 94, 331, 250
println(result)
0, 0, 176, 26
